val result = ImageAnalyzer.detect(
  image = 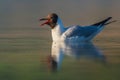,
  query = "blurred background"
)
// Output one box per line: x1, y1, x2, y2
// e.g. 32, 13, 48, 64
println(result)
0, 0, 120, 28
0, 0, 120, 80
